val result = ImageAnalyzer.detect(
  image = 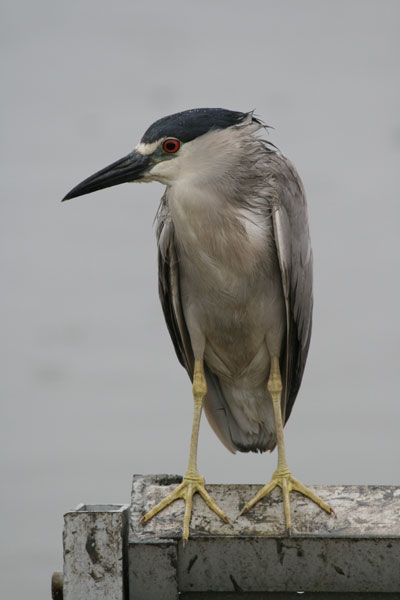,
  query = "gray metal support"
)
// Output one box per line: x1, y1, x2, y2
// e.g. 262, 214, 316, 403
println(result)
56, 477, 400, 599
63, 503, 129, 600
128, 474, 179, 599
129, 475, 400, 598
129, 538, 178, 599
